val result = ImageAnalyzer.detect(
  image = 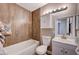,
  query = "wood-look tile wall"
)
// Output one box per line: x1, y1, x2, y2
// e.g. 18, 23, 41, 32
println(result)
32, 9, 40, 41
0, 3, 32, 47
